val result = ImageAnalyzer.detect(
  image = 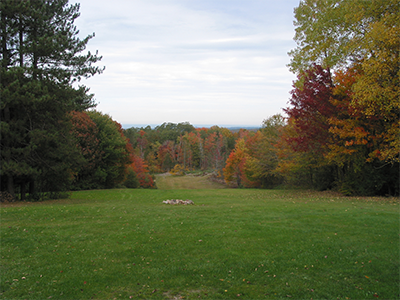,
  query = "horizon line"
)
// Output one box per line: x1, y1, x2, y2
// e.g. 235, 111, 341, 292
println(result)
121, 123, 261, 129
